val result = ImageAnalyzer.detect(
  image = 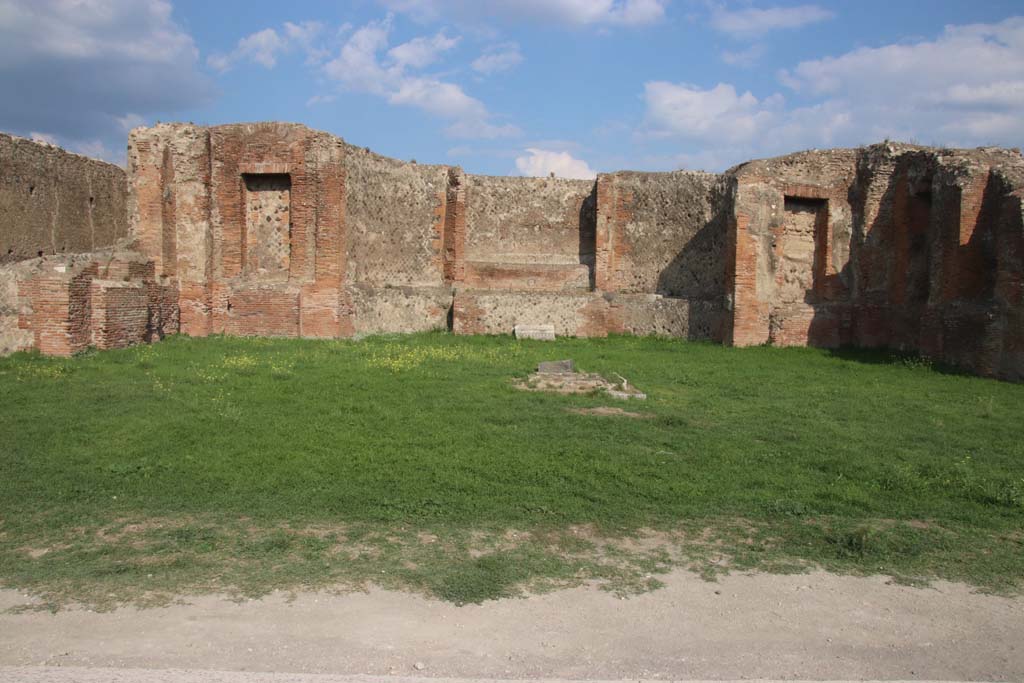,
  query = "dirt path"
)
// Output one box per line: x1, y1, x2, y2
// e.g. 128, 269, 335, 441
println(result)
1, 569, 1021, 681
